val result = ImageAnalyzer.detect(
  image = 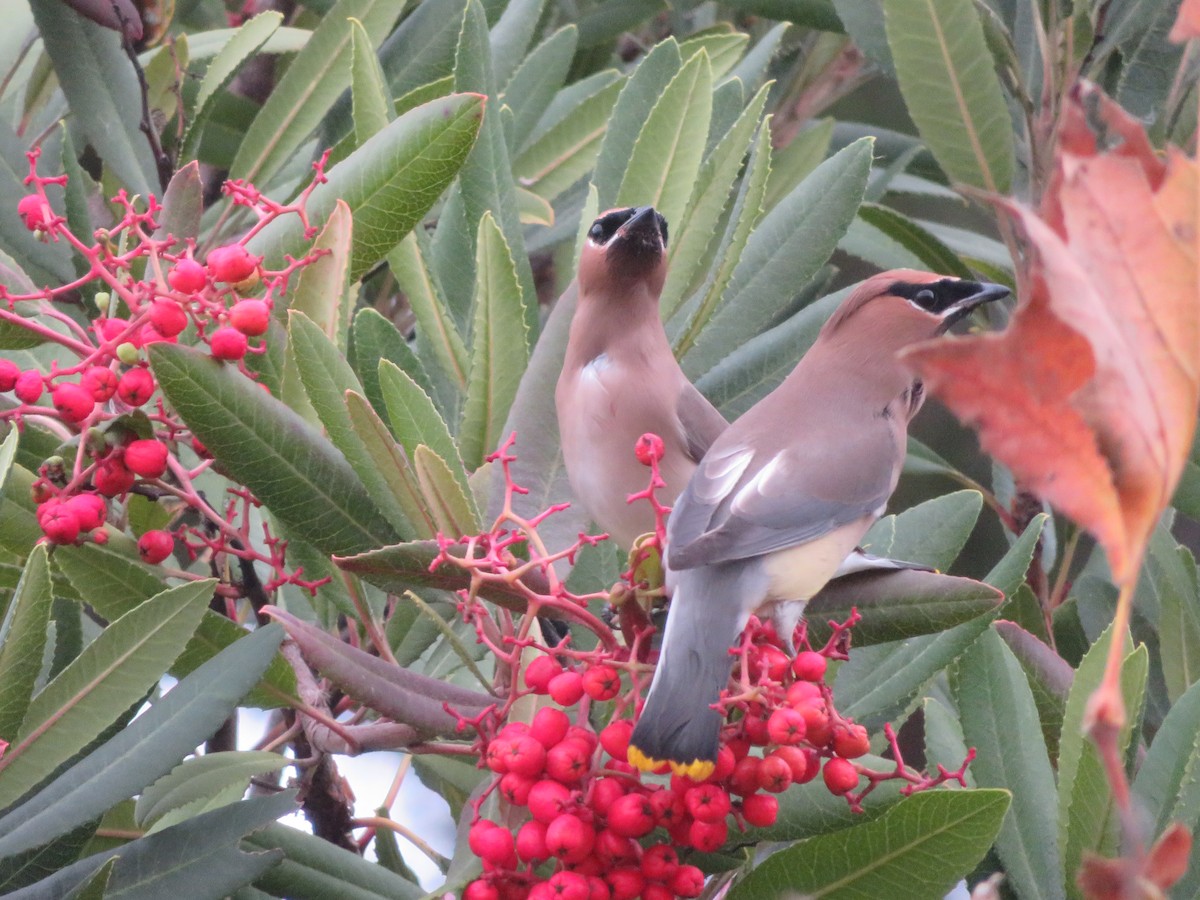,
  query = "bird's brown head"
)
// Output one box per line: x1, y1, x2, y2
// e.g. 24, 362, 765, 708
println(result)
578, 206, 670, 297
821, 269, 1010, 354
